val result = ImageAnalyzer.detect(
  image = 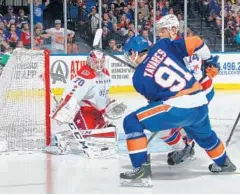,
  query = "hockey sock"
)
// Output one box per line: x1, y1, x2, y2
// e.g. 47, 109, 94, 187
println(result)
126, 135, 148, 168
196, 131, 227, 166
205, 138, 227, 166
161, 128, 185, 150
